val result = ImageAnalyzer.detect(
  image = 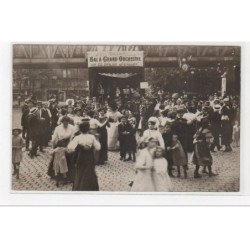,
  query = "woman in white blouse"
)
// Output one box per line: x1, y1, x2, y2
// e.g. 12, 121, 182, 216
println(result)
68, 121, 101, 191
87, 110, 108, 164
48, 116, 75, 186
